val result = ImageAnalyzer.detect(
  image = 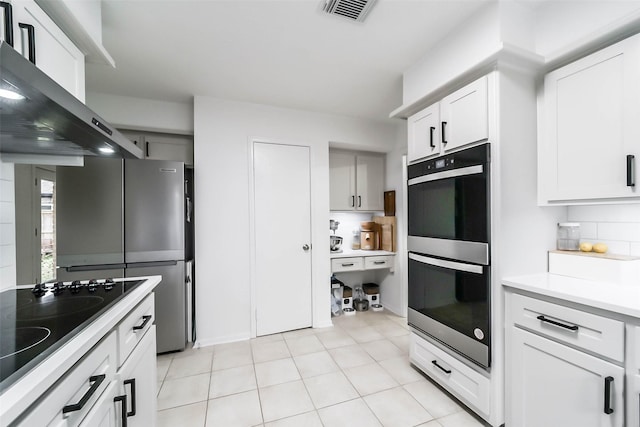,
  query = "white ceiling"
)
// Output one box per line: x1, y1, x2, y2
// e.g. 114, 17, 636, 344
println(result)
86, 0, 493, 122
